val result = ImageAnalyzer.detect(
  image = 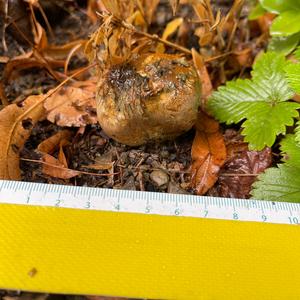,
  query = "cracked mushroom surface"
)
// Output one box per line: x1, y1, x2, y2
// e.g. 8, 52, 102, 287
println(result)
96, 53, 201, 146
